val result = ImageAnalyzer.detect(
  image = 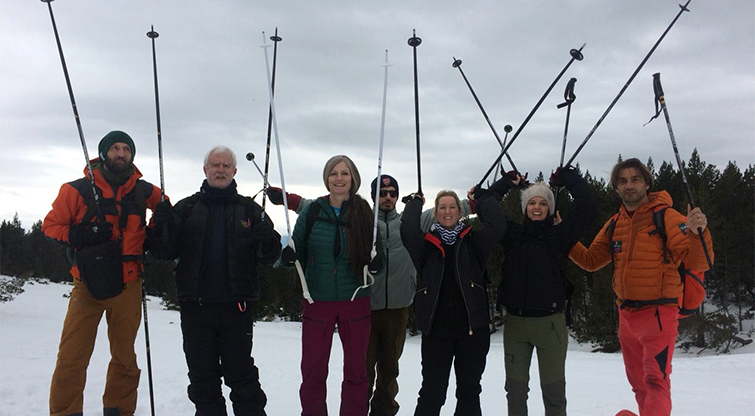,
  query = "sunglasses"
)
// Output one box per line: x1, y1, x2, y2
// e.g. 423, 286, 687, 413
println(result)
379, 190, 398, 198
